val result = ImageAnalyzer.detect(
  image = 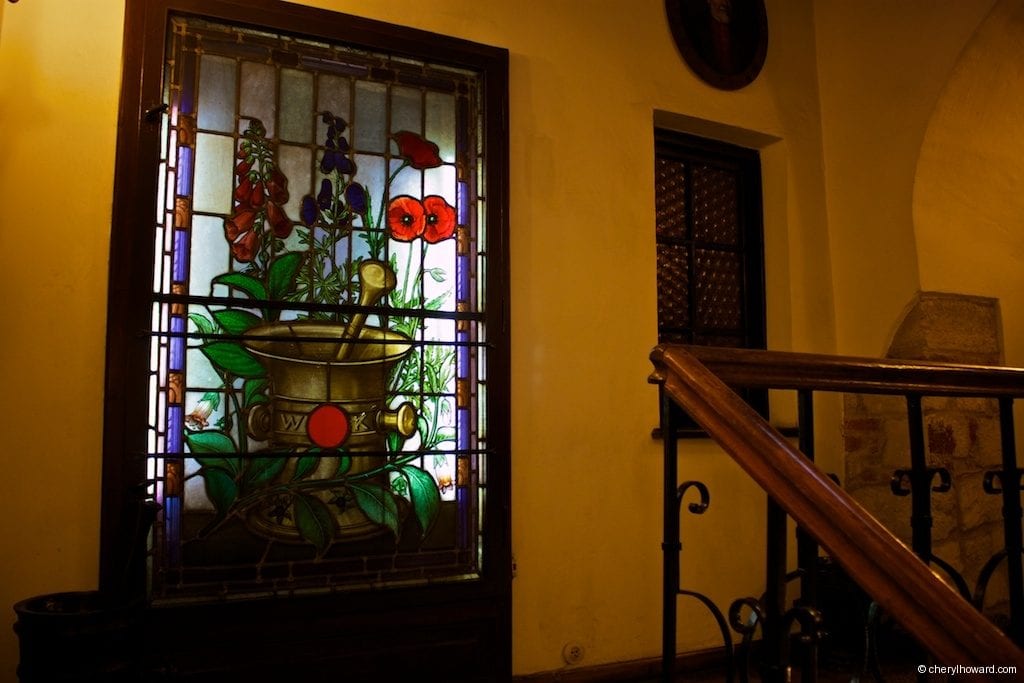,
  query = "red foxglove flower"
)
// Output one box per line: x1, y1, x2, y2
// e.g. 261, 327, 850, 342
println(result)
266, 201, 293, 239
